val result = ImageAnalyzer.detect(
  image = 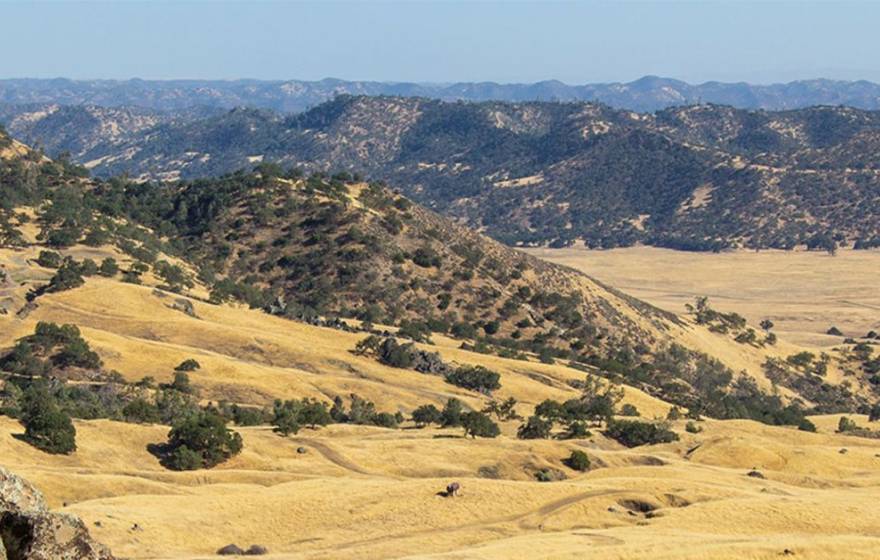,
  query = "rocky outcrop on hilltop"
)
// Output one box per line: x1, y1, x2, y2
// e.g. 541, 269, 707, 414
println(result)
0, 466, 114, 560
